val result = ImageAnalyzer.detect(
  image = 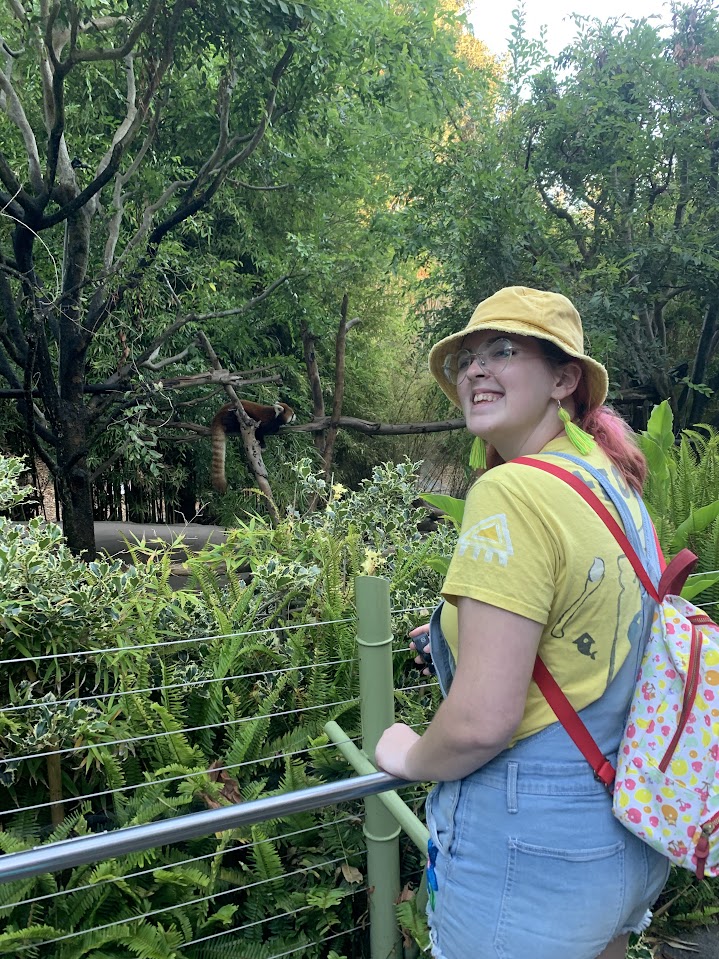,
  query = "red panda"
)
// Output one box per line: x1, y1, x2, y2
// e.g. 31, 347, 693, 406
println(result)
211, 401, 296, 493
